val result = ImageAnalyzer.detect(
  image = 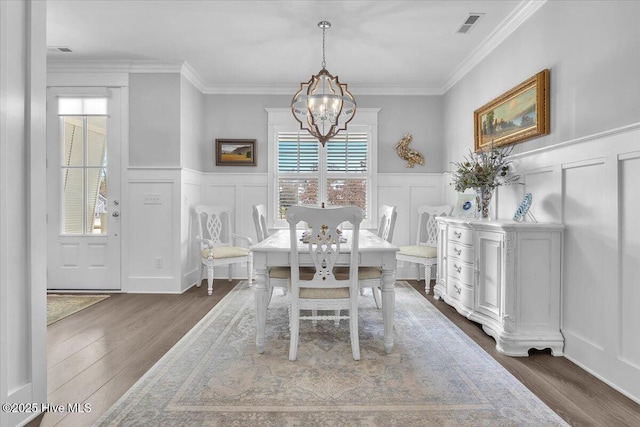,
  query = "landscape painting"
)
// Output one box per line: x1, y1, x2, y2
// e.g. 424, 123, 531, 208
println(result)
215, 139, 256, 166
474, 69, 549, 151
